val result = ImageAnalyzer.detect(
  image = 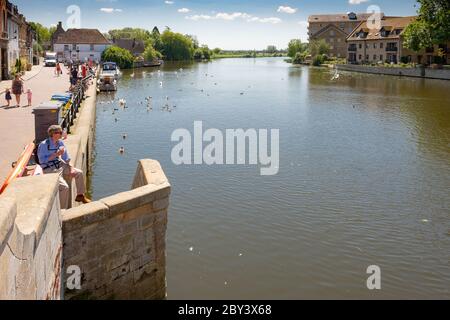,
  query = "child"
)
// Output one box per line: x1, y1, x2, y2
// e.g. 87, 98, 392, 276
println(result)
26, 89, 32, 107
5, 88, 12, 107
